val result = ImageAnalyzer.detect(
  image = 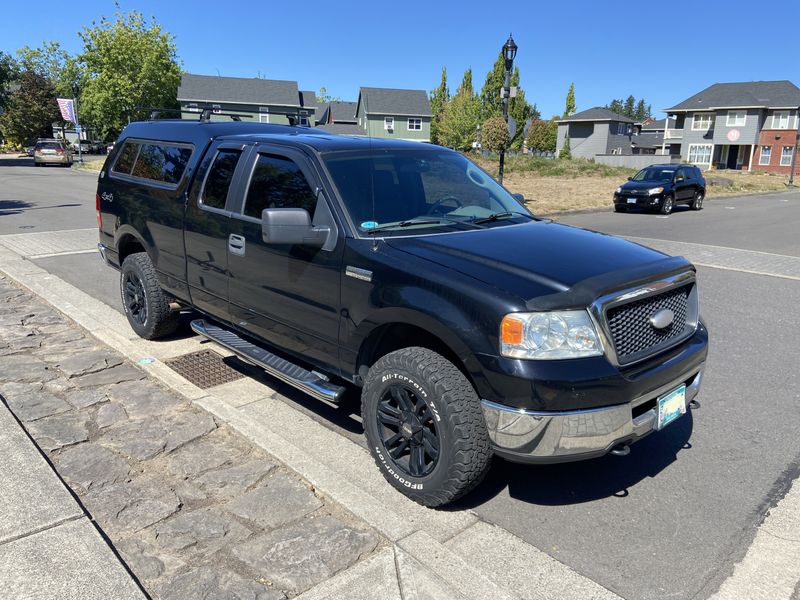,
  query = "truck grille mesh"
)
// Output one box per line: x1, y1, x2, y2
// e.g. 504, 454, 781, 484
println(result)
606, 284, 691, 363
